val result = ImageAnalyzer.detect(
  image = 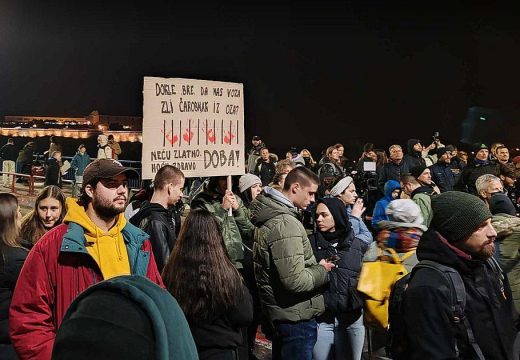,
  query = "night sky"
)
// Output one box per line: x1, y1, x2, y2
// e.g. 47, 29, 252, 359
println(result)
2, 1, 520, 158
